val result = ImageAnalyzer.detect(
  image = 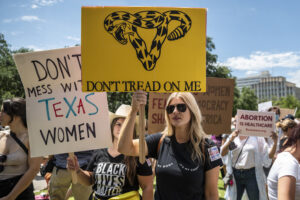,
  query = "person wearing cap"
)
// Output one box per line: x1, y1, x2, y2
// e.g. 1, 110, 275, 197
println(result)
67, 104, 153, 200
282, 114, 295, 121
118, 91, 222, 200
